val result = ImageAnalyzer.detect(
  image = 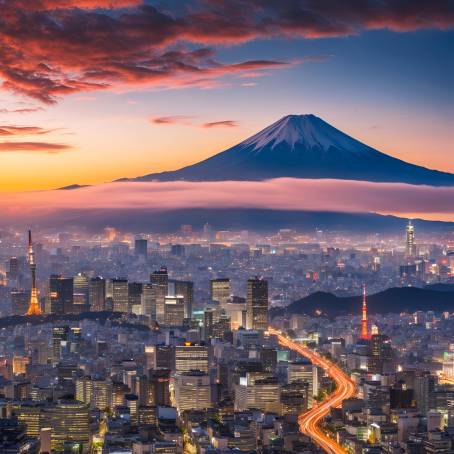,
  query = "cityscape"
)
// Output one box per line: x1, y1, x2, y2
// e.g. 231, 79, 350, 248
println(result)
0, 1, 453, 454
0, 222, 452, 453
